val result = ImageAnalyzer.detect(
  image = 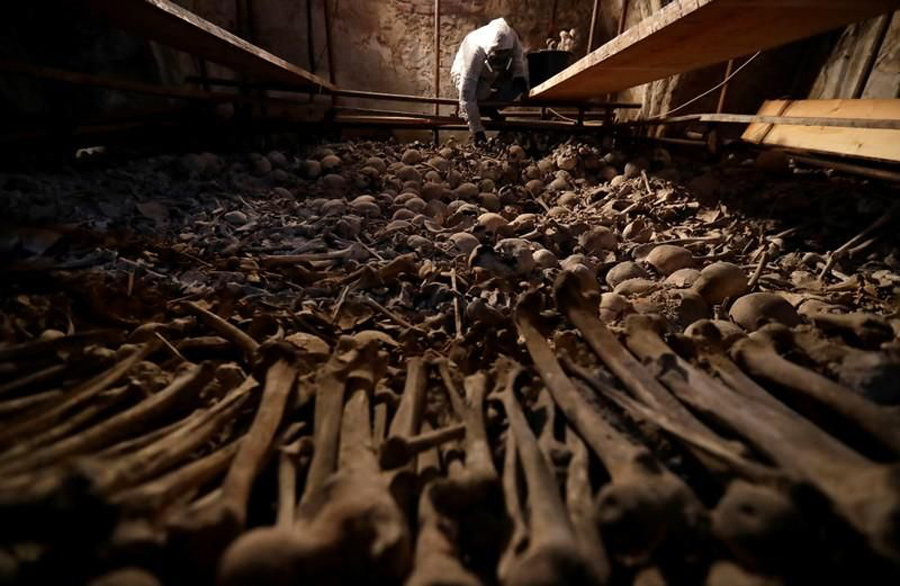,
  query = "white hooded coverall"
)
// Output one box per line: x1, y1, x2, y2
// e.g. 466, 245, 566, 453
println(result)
450, 18, 528, 134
